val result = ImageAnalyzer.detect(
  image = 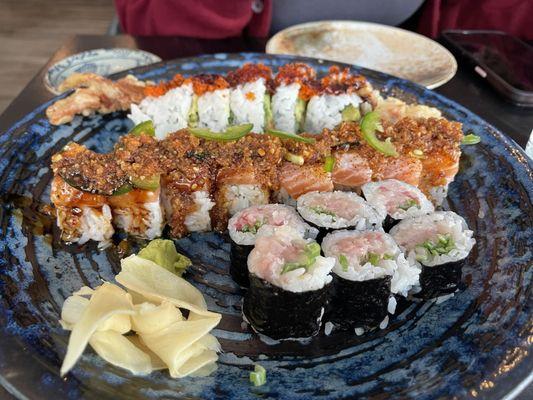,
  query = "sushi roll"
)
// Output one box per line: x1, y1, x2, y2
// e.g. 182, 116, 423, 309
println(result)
191, 74, 231, 132
390, 211, 475, 298
227, 63, 273, 133
304, 66, 375, 133
271, 63, 317, 133
322, 230, 418, 330
51, 177, 114, 247
228, 204, 318, 287
296, 191, 383, 241
243, 226, 335, 339
362, 179, 434, 231
129, 74, 194, 139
